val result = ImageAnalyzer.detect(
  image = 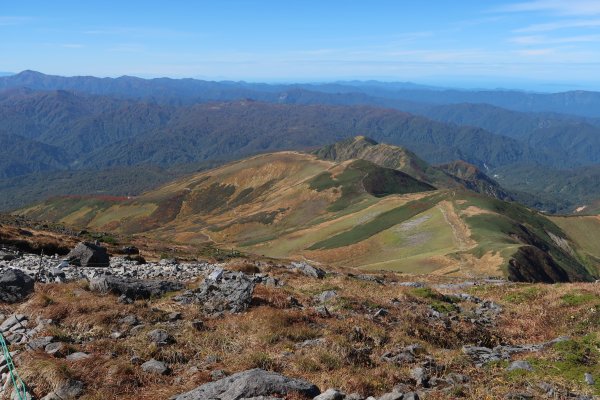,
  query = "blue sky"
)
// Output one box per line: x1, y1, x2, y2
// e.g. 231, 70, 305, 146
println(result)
3, 0, 600, 90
